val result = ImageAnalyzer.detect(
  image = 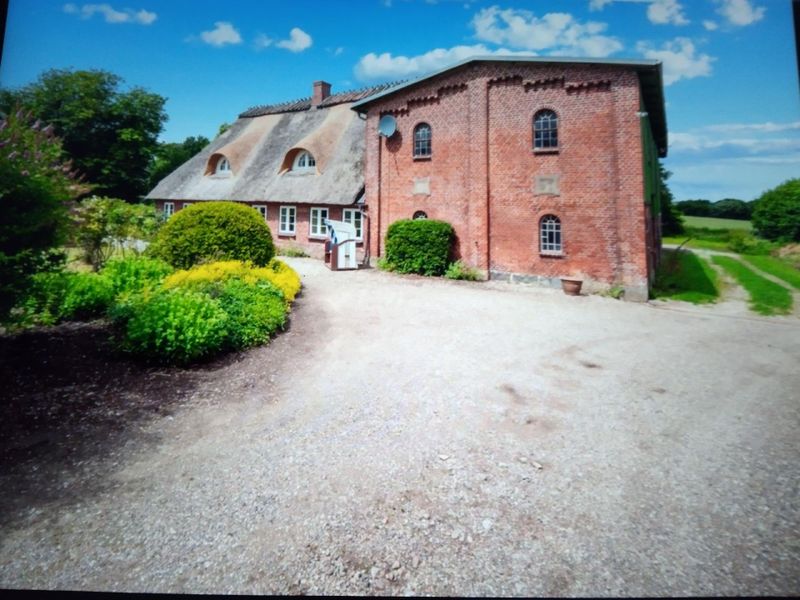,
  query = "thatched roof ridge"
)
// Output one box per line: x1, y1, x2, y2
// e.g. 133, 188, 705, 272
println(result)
239, 80, 404, 118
